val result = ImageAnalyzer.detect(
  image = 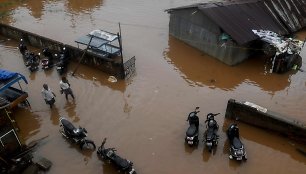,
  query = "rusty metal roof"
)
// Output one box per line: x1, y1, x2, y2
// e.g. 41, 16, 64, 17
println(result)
167, 0, 306, 45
